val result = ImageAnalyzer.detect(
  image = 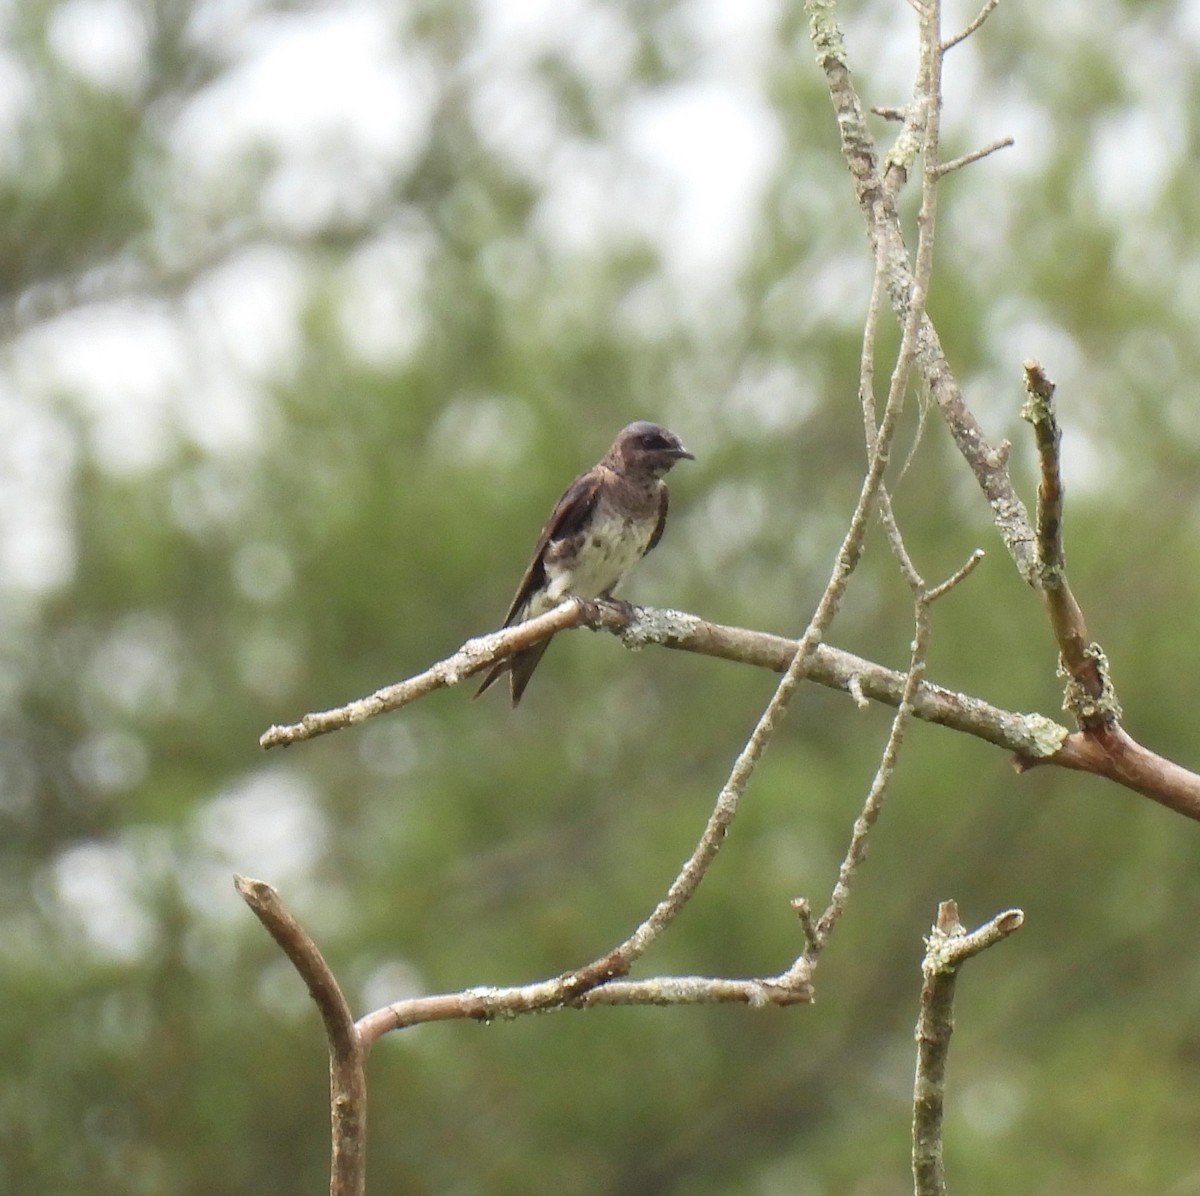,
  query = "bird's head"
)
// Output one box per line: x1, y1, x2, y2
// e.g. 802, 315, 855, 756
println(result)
610, 421, 695, 478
